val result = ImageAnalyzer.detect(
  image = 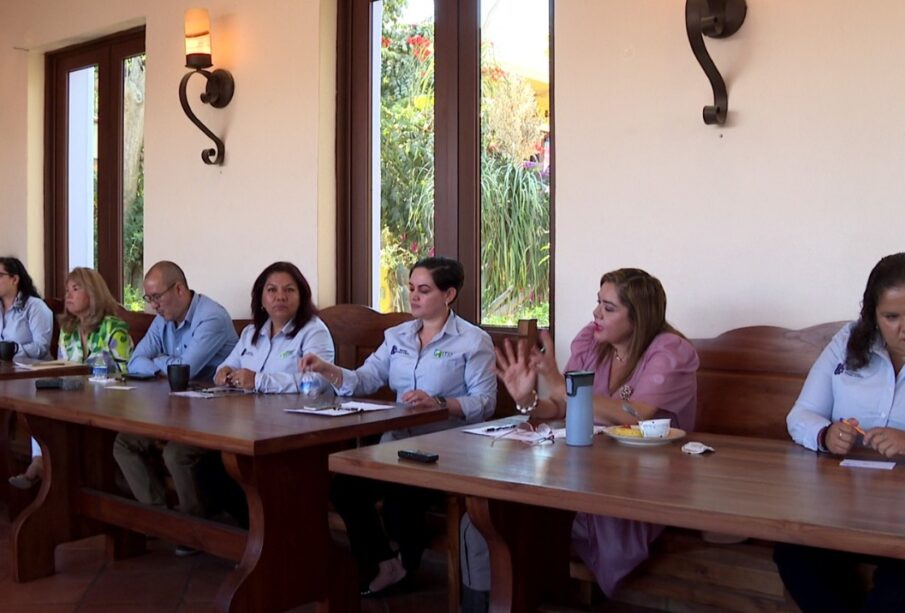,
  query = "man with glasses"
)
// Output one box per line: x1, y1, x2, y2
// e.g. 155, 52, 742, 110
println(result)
113, 260, 238, 556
